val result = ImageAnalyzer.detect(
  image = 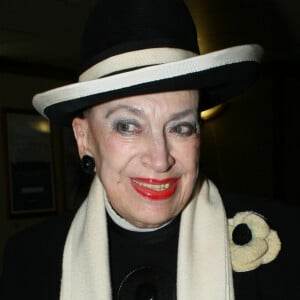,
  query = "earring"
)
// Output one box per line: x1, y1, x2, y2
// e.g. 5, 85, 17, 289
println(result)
81, 155, 95, 174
